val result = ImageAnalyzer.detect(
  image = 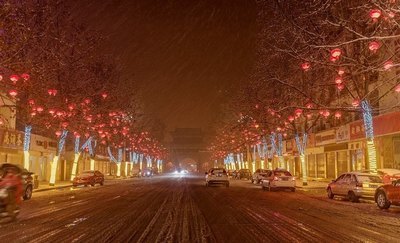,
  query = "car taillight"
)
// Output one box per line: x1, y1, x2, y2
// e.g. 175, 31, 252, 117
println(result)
292, 177, 296, 181
273, 176, 279, 181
